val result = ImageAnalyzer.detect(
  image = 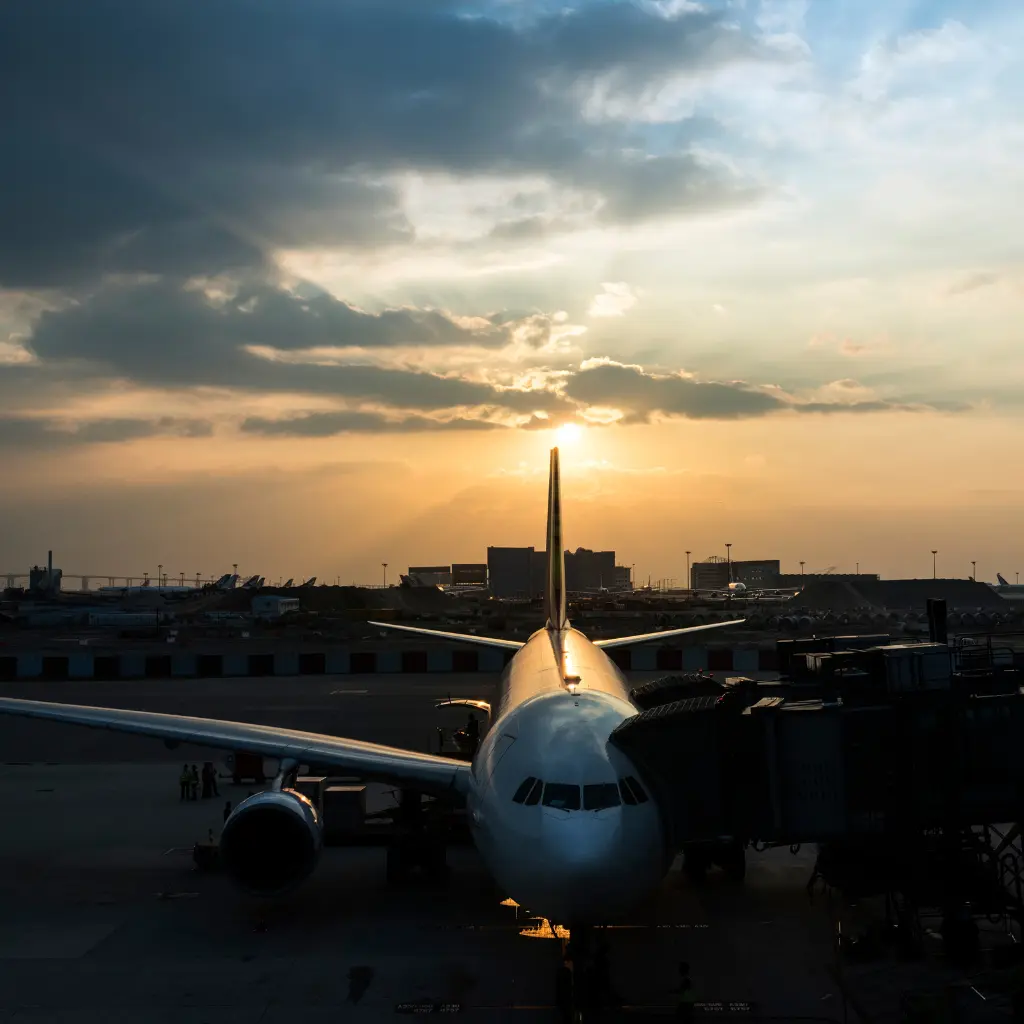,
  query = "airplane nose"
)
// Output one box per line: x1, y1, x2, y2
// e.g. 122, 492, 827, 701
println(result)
528, 812, 633, 920
542, 811, 619, 871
